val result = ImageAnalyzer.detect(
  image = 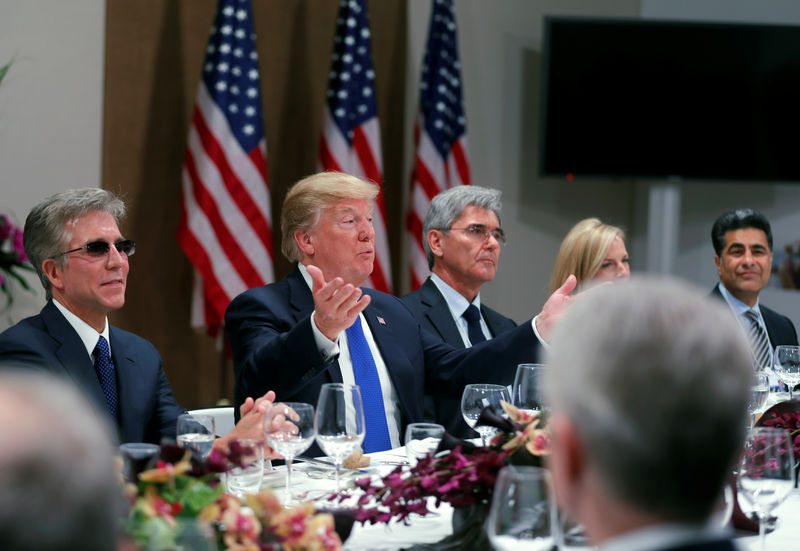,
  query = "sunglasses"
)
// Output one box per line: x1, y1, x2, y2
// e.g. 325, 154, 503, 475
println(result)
51, 240, 136, 259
